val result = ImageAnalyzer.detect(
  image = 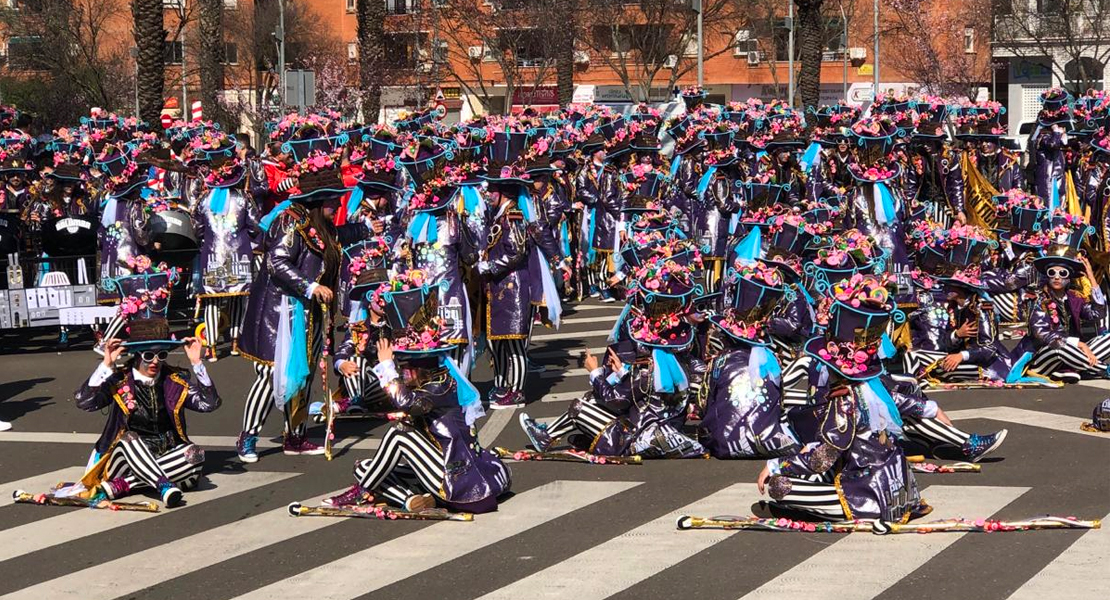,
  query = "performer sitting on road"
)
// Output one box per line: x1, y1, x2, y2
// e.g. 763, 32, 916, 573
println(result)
72, 318, 220, 508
